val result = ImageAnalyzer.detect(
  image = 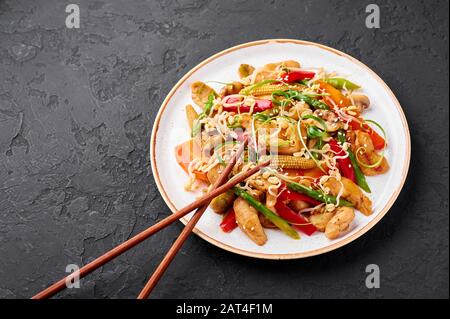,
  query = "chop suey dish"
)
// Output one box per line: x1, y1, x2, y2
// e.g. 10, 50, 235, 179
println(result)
175, 60, 389, 246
